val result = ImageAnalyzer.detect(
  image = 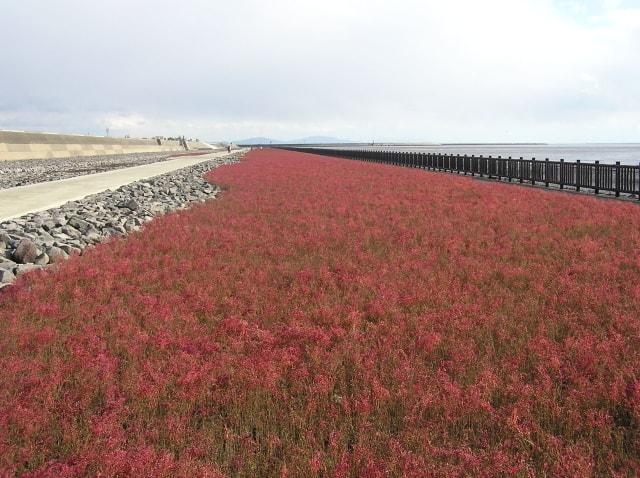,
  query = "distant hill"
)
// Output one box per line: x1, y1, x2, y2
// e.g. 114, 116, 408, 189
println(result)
234, 136, 351, 146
